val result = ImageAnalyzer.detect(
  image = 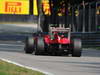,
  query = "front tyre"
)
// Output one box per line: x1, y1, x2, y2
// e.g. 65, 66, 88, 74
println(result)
72, 38, 82, 57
